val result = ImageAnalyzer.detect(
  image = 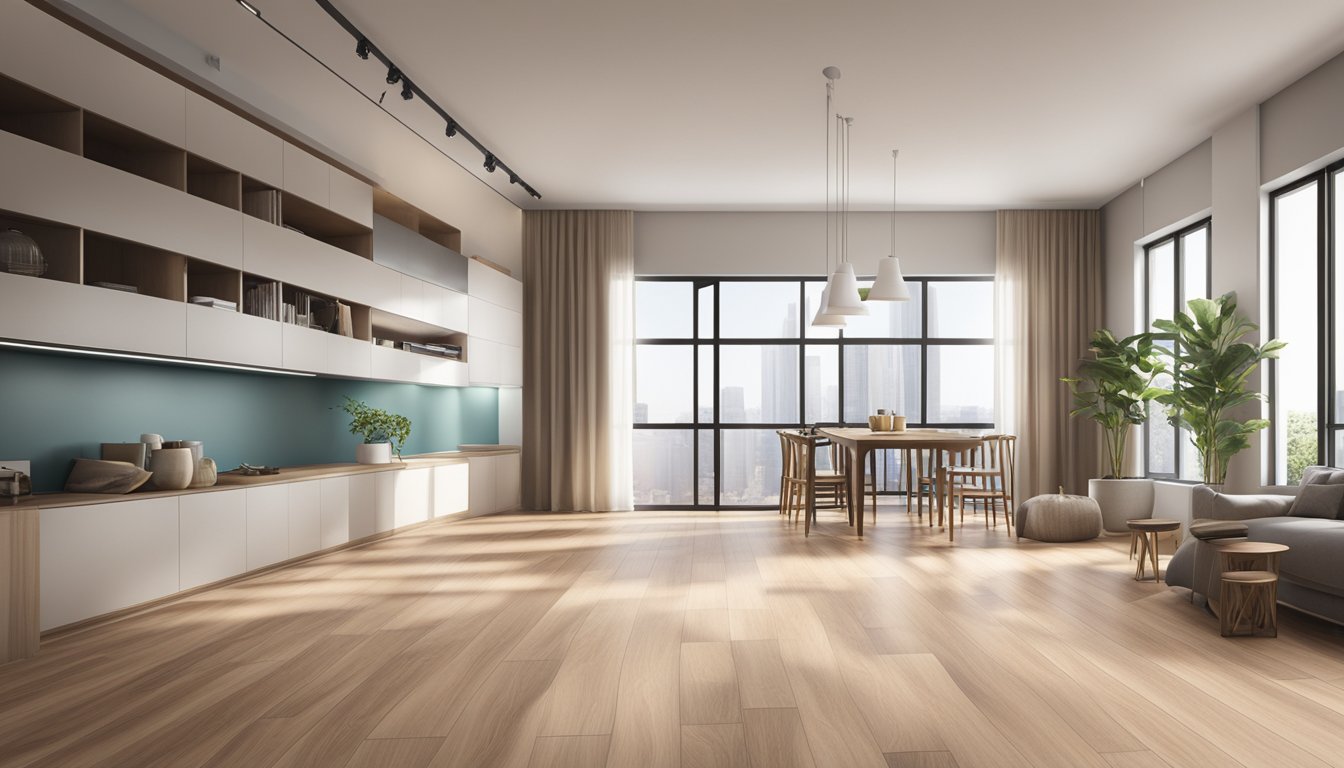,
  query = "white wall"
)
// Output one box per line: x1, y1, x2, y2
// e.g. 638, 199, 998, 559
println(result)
1261, 49, 1344, 189
634, 211, 995, 276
